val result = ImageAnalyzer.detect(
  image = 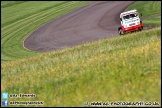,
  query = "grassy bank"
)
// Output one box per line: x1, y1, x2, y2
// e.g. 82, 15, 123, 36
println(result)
2, 28, 161, 107
143, 16, 161, 26
1, 1, 91, 62
1, 1, 161, 107
126, 1, 161, 17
